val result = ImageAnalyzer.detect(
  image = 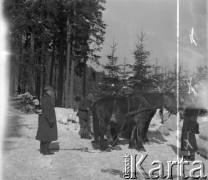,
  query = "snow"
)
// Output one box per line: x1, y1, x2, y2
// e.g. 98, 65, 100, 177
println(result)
2, 107, 208, 180
55, 107, 79, 124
